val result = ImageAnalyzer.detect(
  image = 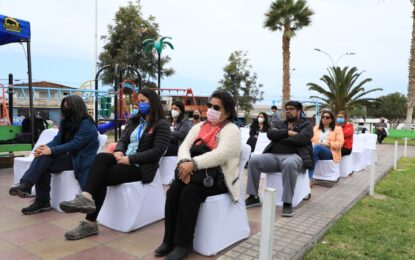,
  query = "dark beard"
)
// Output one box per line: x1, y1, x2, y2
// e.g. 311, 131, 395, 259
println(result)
286, 116, 299, 122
